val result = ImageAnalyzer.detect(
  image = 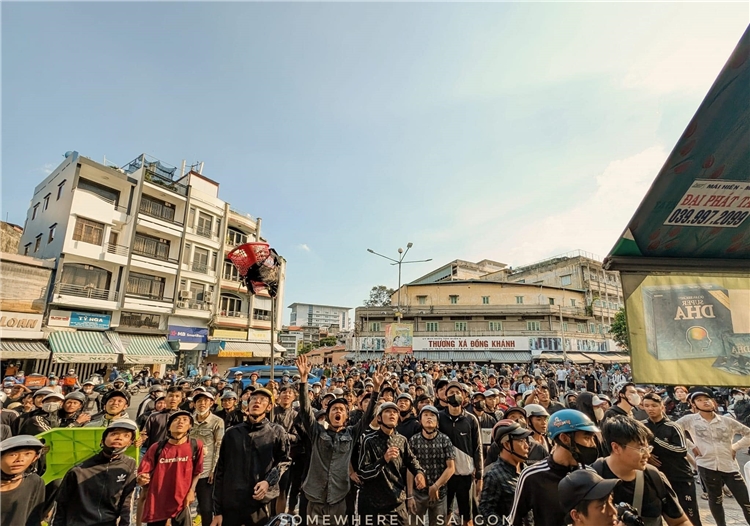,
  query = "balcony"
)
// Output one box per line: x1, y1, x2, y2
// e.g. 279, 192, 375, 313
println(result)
220, 310, 248, 319
176, 299, 211, 311
138, 200, 183, 226
54, 282, 118, 302
123, 155, 188, 197
131, 246, 178, 265
106, 243, 129, 257
195, 225, 218, 240
191, 261, 209, 274
125, 292, 174, 303
225, 230, 249, 248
